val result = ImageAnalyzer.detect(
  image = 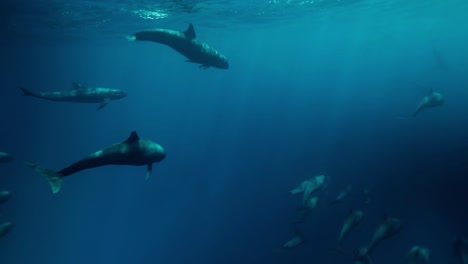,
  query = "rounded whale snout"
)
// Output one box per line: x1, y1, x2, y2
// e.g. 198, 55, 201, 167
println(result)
407, 246, 430, 264
0, 152, 14, 163
0, 190, 11, 203
145, 142, 166, 163
0, 222, 13, 237
218, 60, 229, 69
115, 91, 128, 99
215, 57, 229, 69
151, 144, 166, 162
